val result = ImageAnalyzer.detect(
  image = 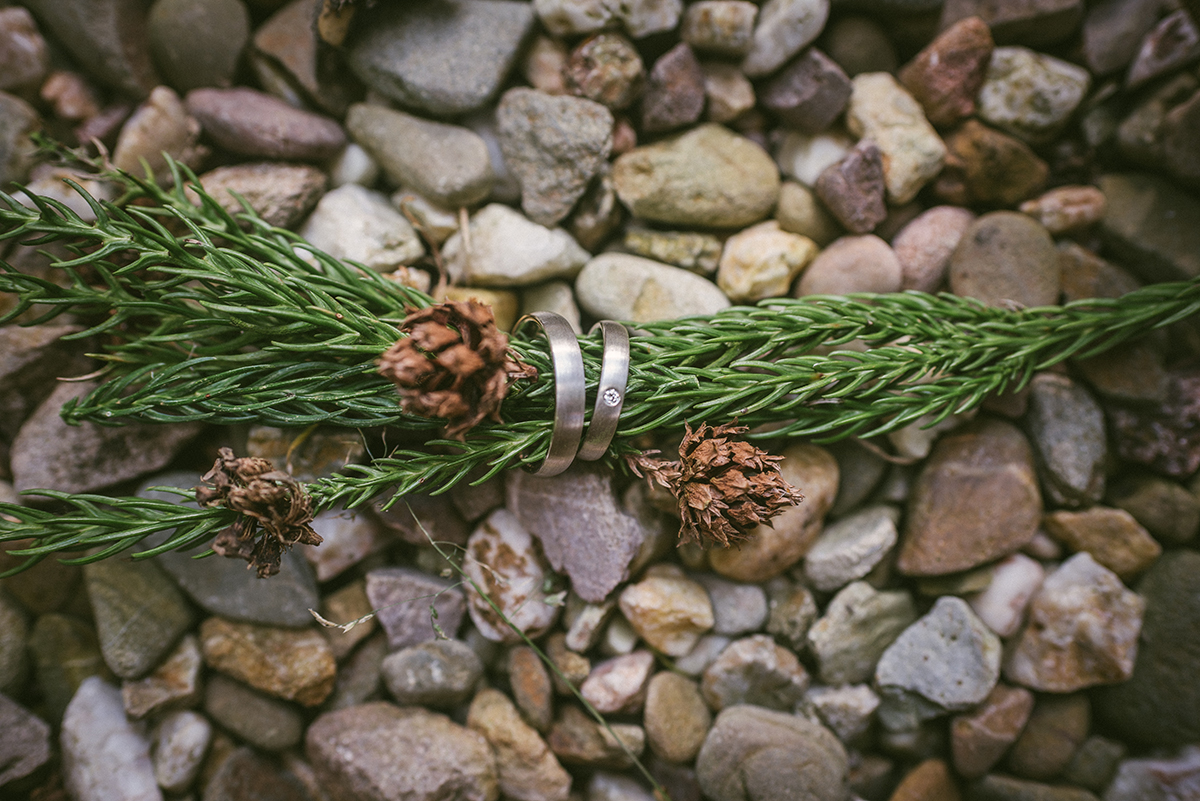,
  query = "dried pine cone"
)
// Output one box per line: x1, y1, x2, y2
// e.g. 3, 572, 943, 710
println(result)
378, 300, 536, 439
195, 447, 322, 578
629, 422, 804, 547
